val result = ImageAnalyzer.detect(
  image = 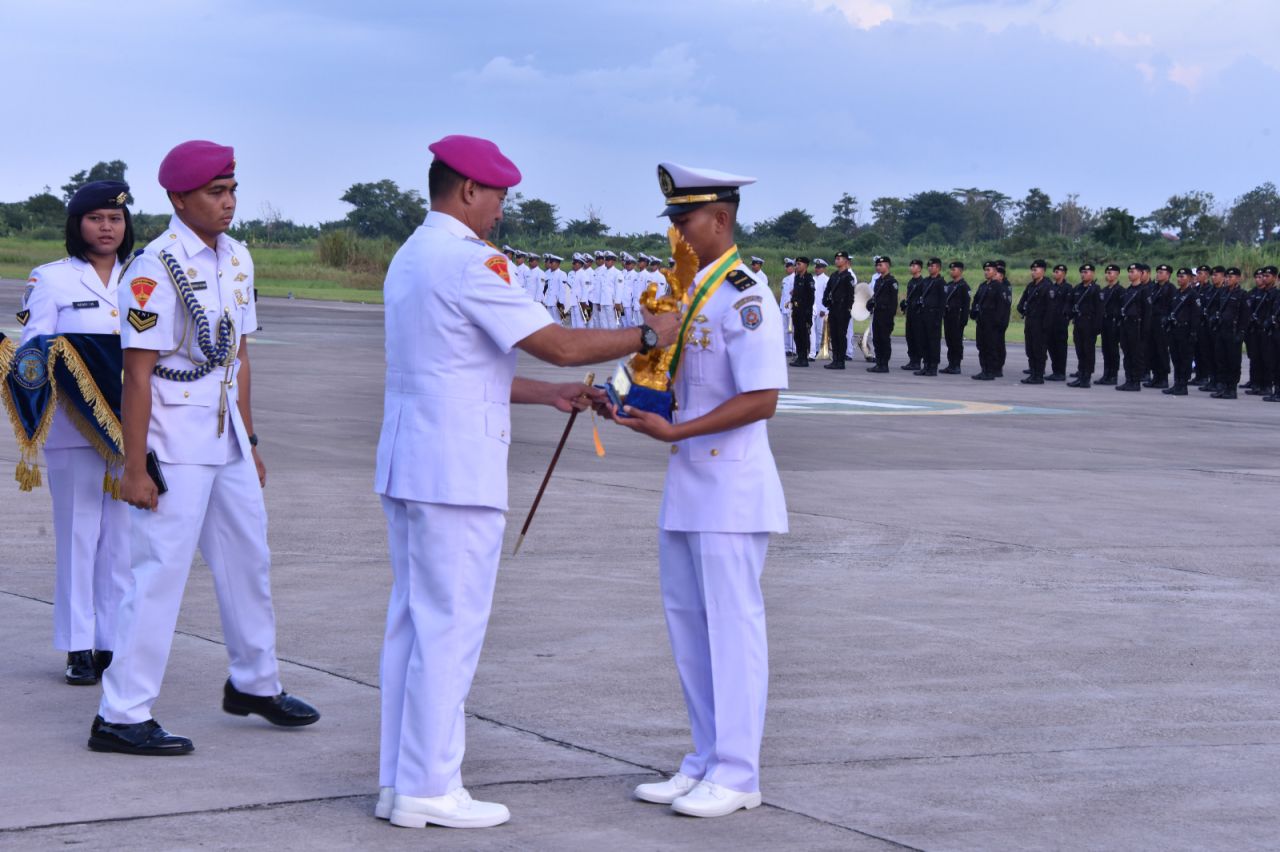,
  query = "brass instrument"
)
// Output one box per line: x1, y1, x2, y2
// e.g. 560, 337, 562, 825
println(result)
816, 316, 831, 360
858, 324, 874, 360
582, 302, 593, 323
852, 282, 872, 322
